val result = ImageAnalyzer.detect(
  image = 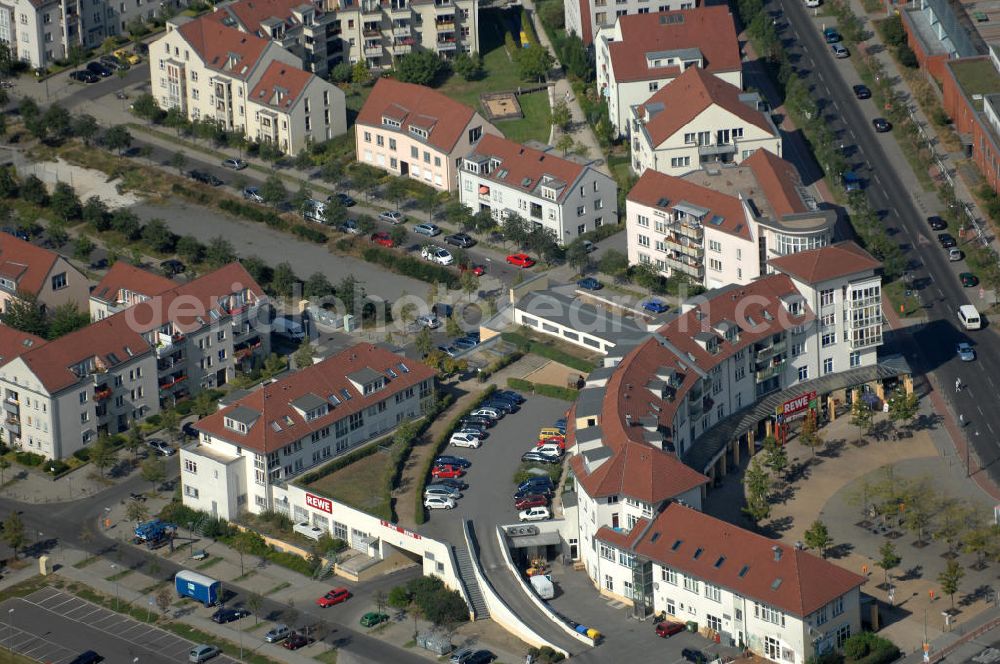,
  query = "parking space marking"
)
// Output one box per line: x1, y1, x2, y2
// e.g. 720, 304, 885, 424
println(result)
3, 623, 91, 664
